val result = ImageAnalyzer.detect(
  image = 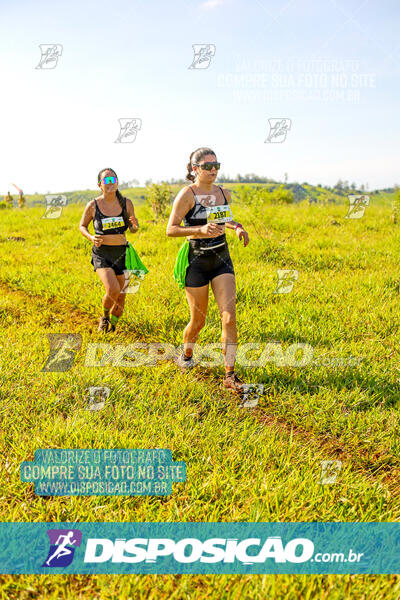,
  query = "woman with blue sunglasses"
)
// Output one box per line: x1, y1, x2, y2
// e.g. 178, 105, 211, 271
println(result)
79, 167, 140, 333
